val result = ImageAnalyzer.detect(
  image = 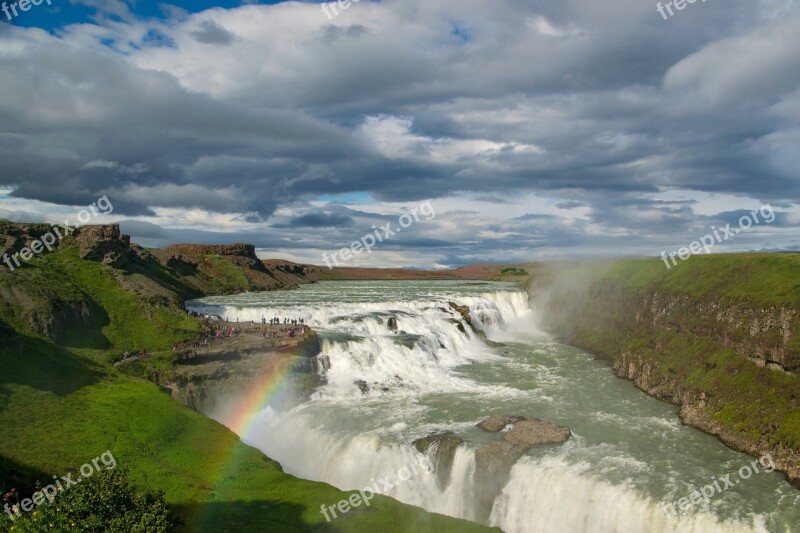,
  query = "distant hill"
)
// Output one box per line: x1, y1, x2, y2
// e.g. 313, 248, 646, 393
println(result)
317, 266, 462, 280
315, 263, 533, 281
